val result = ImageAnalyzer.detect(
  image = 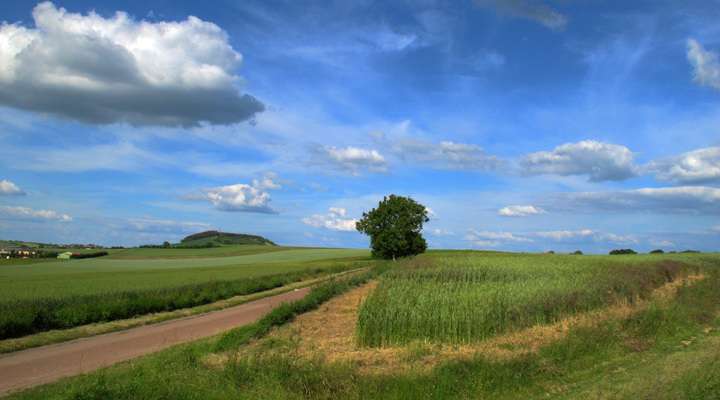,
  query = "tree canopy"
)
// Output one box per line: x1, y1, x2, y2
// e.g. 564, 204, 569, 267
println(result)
356, 194, 429, 260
